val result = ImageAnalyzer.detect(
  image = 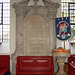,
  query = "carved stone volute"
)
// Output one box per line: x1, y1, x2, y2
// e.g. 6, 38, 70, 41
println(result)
42, 0, 60, 9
